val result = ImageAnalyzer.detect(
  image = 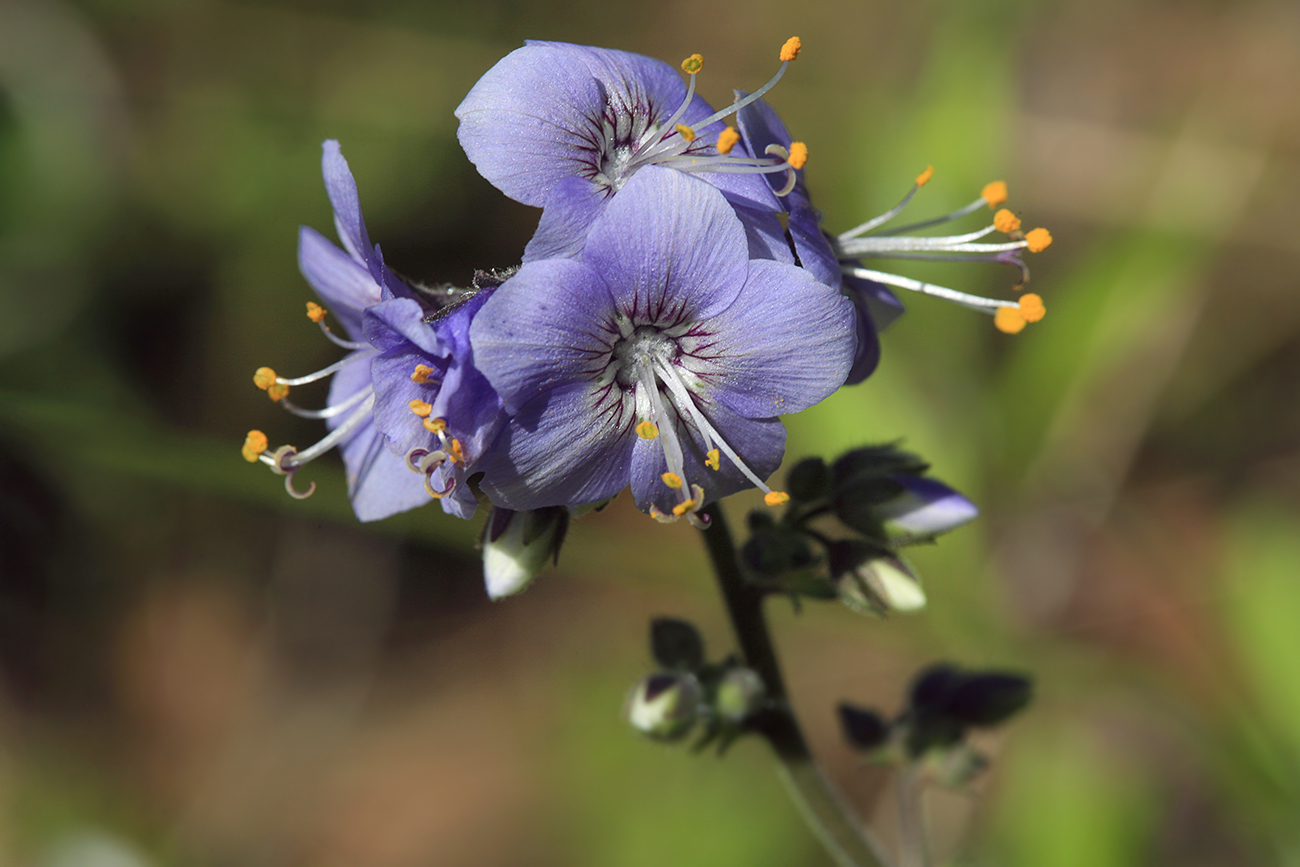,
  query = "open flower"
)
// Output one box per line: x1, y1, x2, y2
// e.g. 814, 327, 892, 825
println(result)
244, 140, 435, 521
361, 285, 506, 520
455, 40, 807, 262
469, 166, 855, 523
